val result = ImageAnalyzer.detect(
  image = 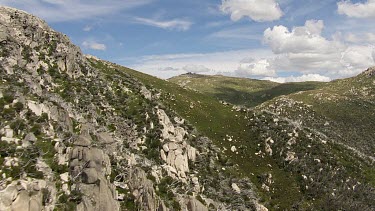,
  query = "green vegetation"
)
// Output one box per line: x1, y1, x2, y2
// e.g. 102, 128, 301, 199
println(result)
90, 59, 305, 209
157, 176, 181, 210
169, 73, 324, 107
89, 59, 375, 210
